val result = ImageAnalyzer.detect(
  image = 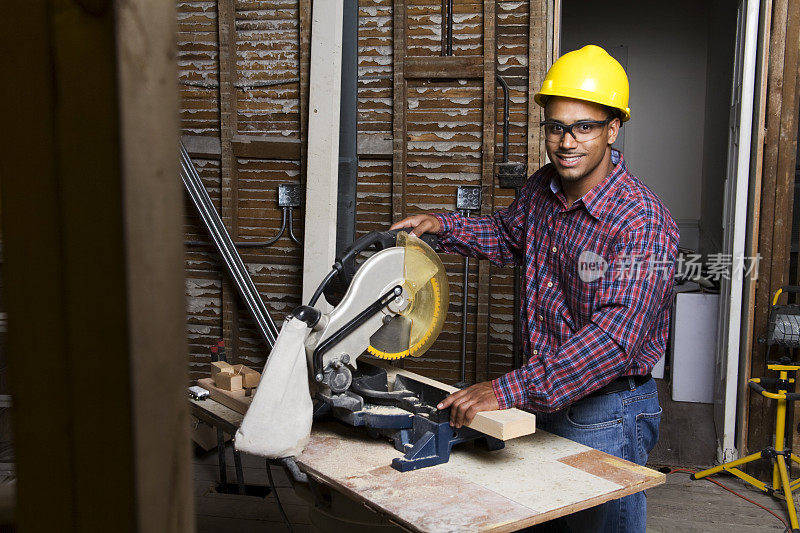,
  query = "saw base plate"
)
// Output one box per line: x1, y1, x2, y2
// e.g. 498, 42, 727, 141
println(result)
313, 362, 504, 472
